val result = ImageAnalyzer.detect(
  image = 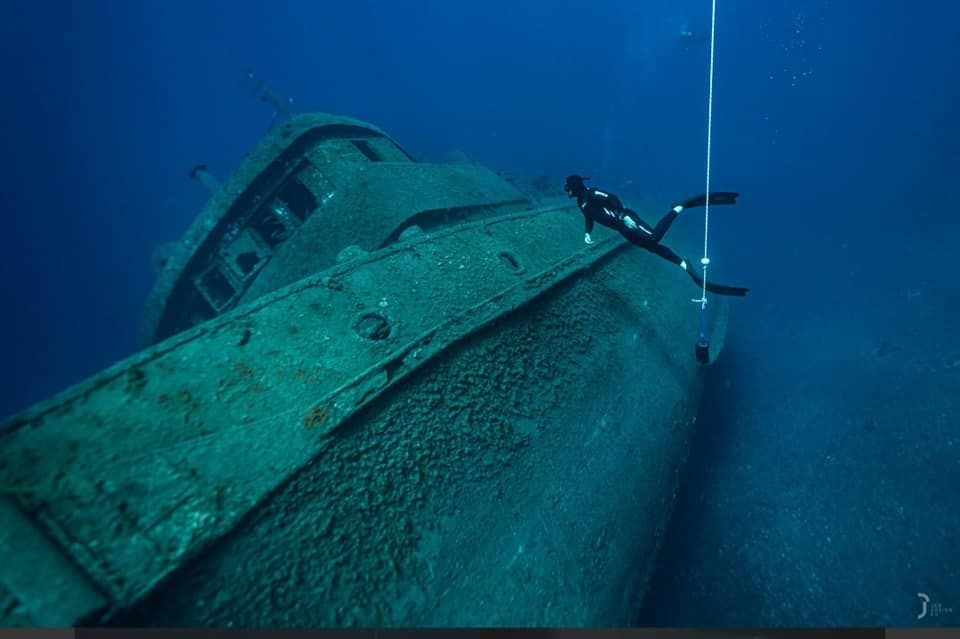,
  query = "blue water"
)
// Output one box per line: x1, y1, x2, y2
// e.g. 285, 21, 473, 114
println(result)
2, 0, 957, 627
